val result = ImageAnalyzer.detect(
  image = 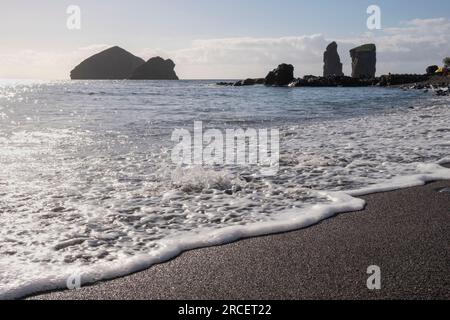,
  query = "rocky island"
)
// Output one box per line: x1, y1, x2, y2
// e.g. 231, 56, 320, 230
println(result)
70, 46, 145, 80
323, 42, 344, 77
265, 63, 294, 86
129, 57, 179, 80
70, 47, 179, 80
350, 44, 377, 79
